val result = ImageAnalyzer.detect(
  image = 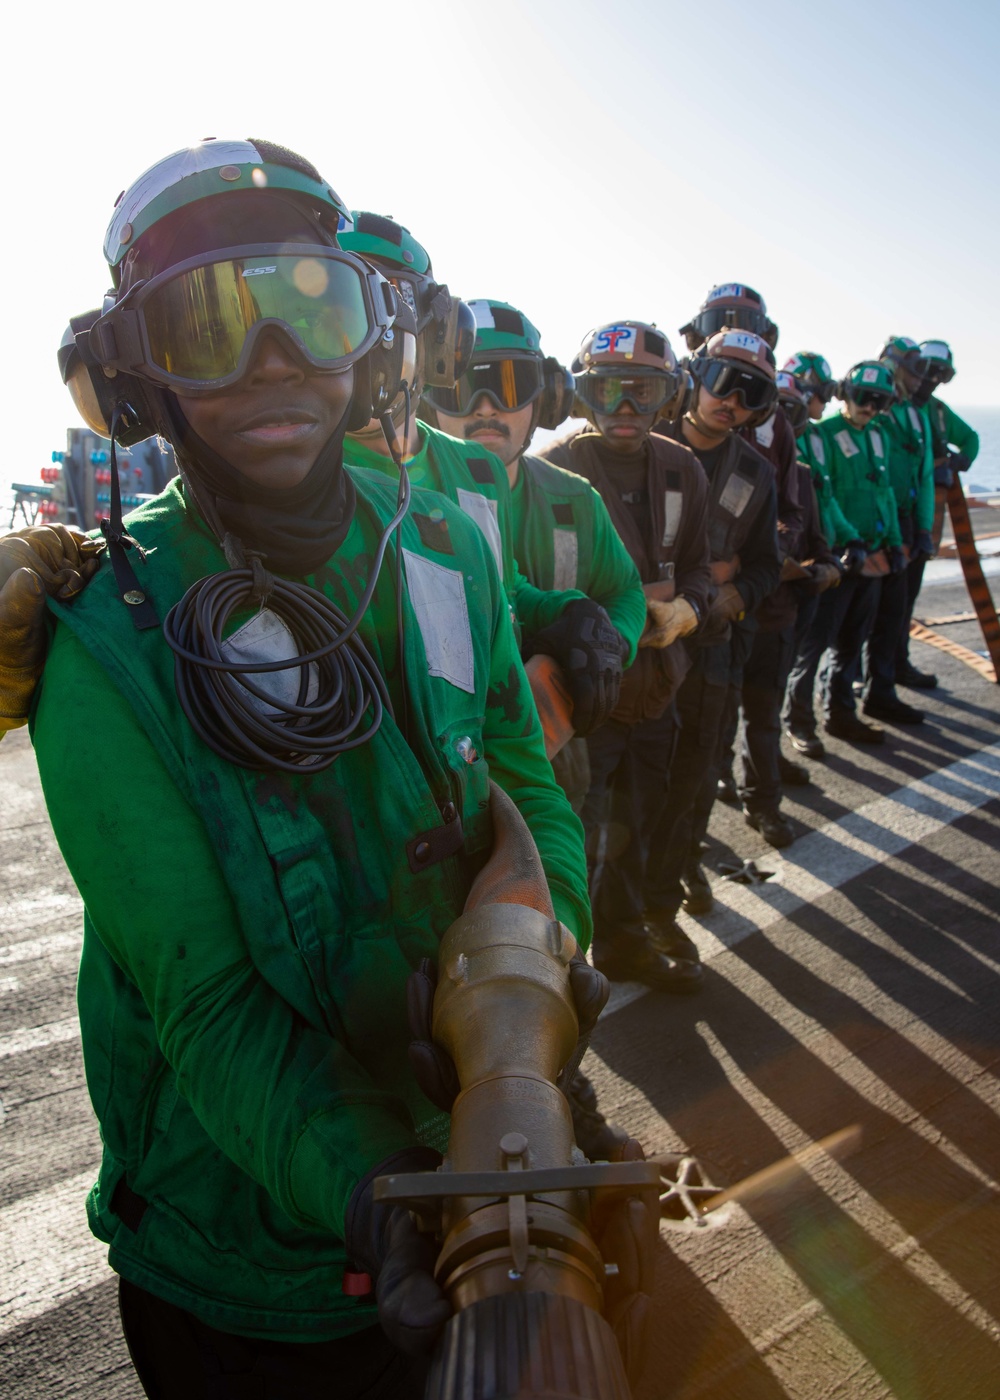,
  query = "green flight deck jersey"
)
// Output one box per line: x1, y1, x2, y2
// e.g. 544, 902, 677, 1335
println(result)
797, 424, 863, 549
345, 423, 586, 640
511, 453, 646, 664
811, 413, 902, 551
882, 400, 935, 531
31, 472, 590, 1343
